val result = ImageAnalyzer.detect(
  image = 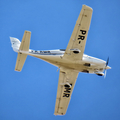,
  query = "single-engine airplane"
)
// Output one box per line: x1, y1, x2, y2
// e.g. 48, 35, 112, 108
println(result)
10, 5, 111, 115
